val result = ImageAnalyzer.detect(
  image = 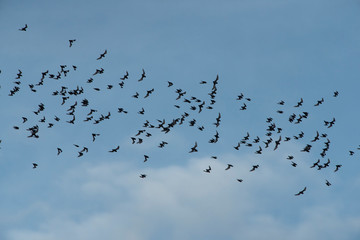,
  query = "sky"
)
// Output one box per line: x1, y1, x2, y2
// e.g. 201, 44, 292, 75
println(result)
1, 0, 360, 239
